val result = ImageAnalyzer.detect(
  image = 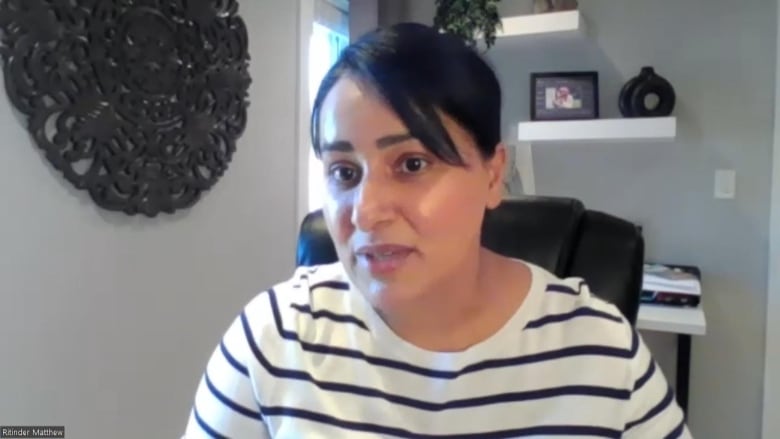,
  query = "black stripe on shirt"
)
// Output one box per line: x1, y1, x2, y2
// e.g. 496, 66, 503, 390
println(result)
664, 417, 687, 439
624, 385, 675, 431
262, 289, 636, 378
261, 405, 622, 438
310, 280, 350, 291
458, 344, 637, 375
633, 360, 656, 391
524, 306, 623, 329
220, 341, 248, 376
290, 303, 369, 331
545, 281, 584, 296
193, 405, 229, 439
205, 372, 263, 420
